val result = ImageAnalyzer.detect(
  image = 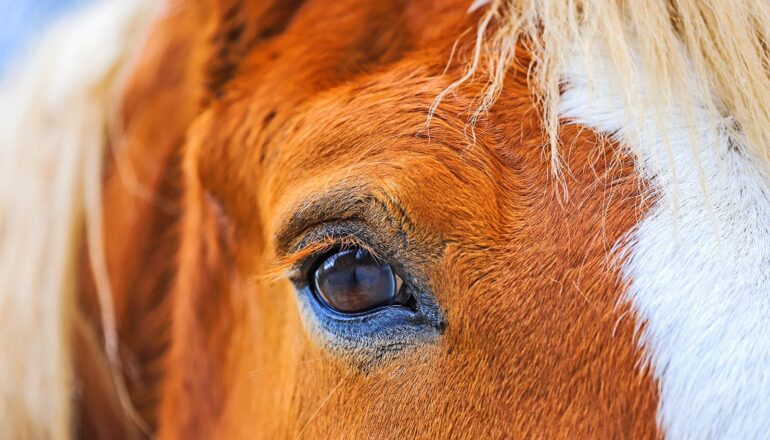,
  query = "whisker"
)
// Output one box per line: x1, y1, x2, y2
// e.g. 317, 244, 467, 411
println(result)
294, 376, 347, 439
